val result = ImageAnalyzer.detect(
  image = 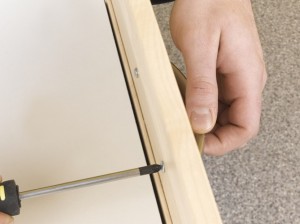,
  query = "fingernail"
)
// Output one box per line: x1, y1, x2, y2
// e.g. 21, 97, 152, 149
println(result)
190, 108, 213, 133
